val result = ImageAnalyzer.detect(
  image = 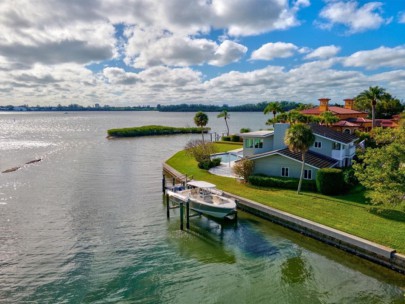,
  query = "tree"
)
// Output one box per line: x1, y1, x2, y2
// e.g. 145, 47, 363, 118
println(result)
319, 111, 340, 126
353, 124, 405, 208
284, 124, 315, 194
264, 102, 283, 127
217, 110, 230, 136
355, 86, 388, 129
194, 111, 209, 142
232, 158, 255, 182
